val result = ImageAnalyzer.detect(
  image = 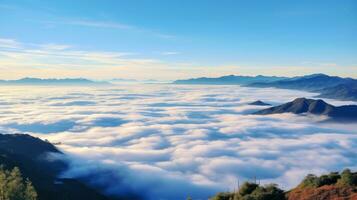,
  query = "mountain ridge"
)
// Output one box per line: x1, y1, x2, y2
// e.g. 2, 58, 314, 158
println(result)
248, 74, 357, 101
173, 73, 357, 101
0, 77, 110, 86
173, 75, 288, 85
254, 98, 357, 121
